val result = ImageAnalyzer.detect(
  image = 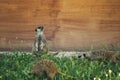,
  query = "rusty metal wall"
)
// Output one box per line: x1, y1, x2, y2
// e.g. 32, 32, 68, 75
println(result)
0, 0, 120, 51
